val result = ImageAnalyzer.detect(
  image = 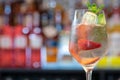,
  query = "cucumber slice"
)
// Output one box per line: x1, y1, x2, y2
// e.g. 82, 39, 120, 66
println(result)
82, 12, 97, 24
97, 13, 106, 25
